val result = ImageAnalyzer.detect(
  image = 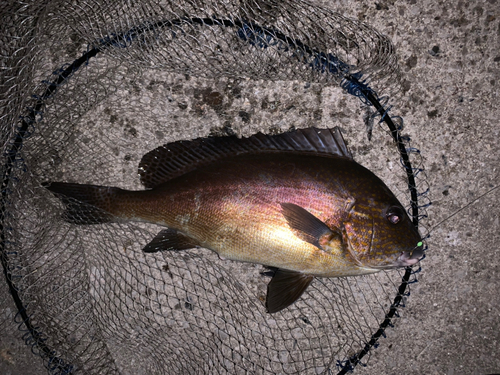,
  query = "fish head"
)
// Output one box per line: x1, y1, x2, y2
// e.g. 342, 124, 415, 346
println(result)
342, 195, 423, 271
